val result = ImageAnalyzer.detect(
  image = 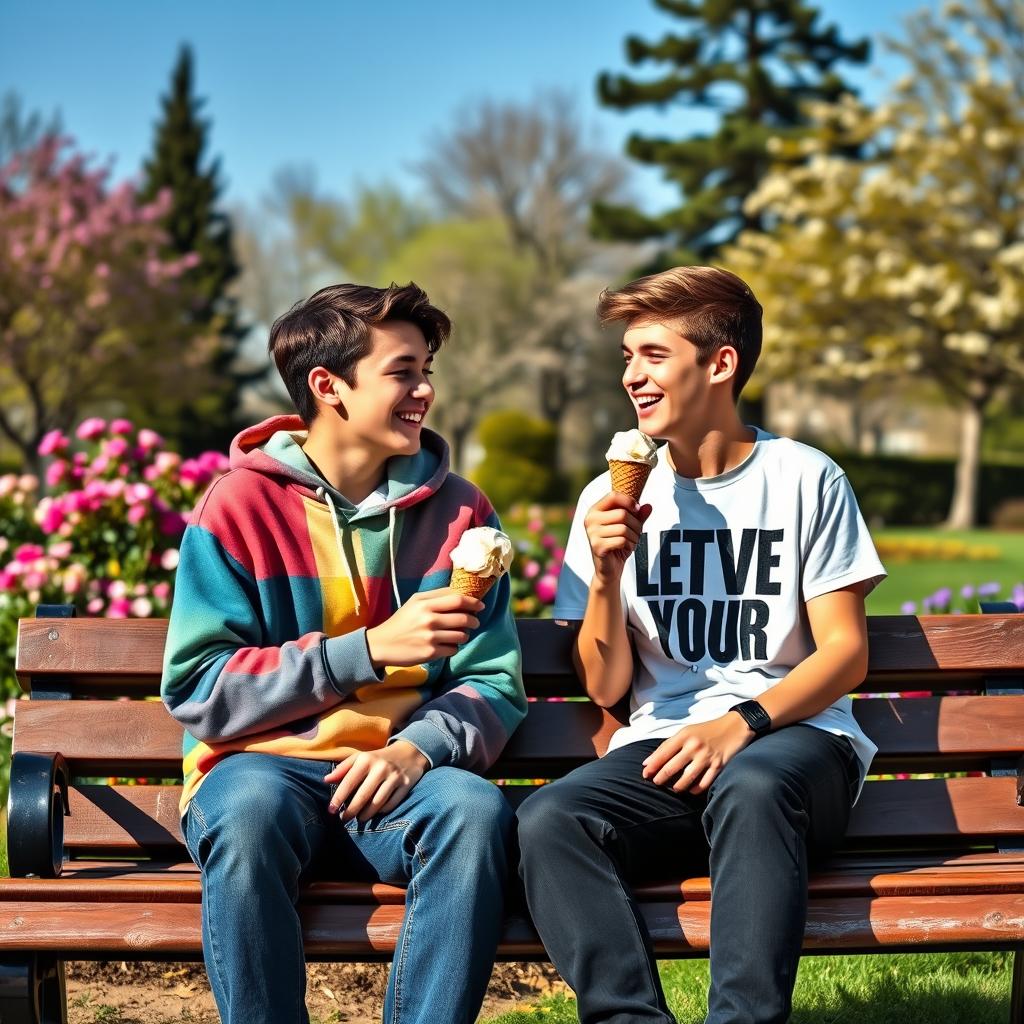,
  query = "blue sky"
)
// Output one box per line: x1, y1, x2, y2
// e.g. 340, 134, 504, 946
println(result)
2, 0, 932, 212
